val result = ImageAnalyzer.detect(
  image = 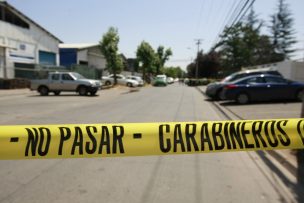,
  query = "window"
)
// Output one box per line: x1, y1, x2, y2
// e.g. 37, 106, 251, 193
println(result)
0, 5, 29, 29
51, 74, 60, 80
245, 77, 265, 84
265, 77, 287, 84
79, 60, 88, 65
62, 74, 73, 81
